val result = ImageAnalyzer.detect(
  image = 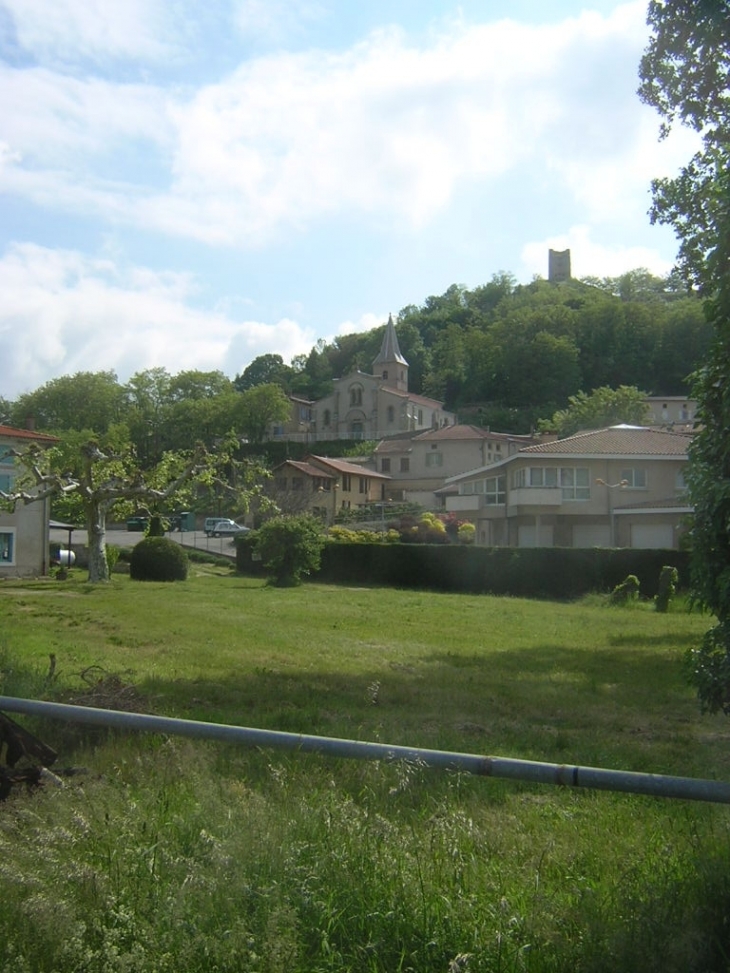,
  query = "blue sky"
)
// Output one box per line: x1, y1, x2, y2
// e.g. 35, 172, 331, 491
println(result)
0, 0, 697, 399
